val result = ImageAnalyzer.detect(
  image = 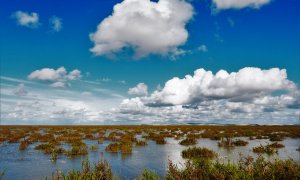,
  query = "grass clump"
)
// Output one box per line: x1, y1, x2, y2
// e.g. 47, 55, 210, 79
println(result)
136, 140, 147, 146
253, 144, 278, 155
268, 142, 285, 148
19, 140, 29, 150
66, 141, 88, 157
182, 147, 216, 160
35, 143, 55, 152
232, 139, 249, 146
105, 143, 119, 153
51, 159, 117, 180
139, 169, 160, 180
165, 156, 300, 180
154, 137, 166, 144
179, 138, 196, 146
50, 151, 58, 163
90, 145, 99, 151
120, 142, 132, 154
